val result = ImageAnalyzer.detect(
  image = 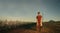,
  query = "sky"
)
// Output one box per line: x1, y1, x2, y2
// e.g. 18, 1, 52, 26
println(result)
0, 0, 60, 22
